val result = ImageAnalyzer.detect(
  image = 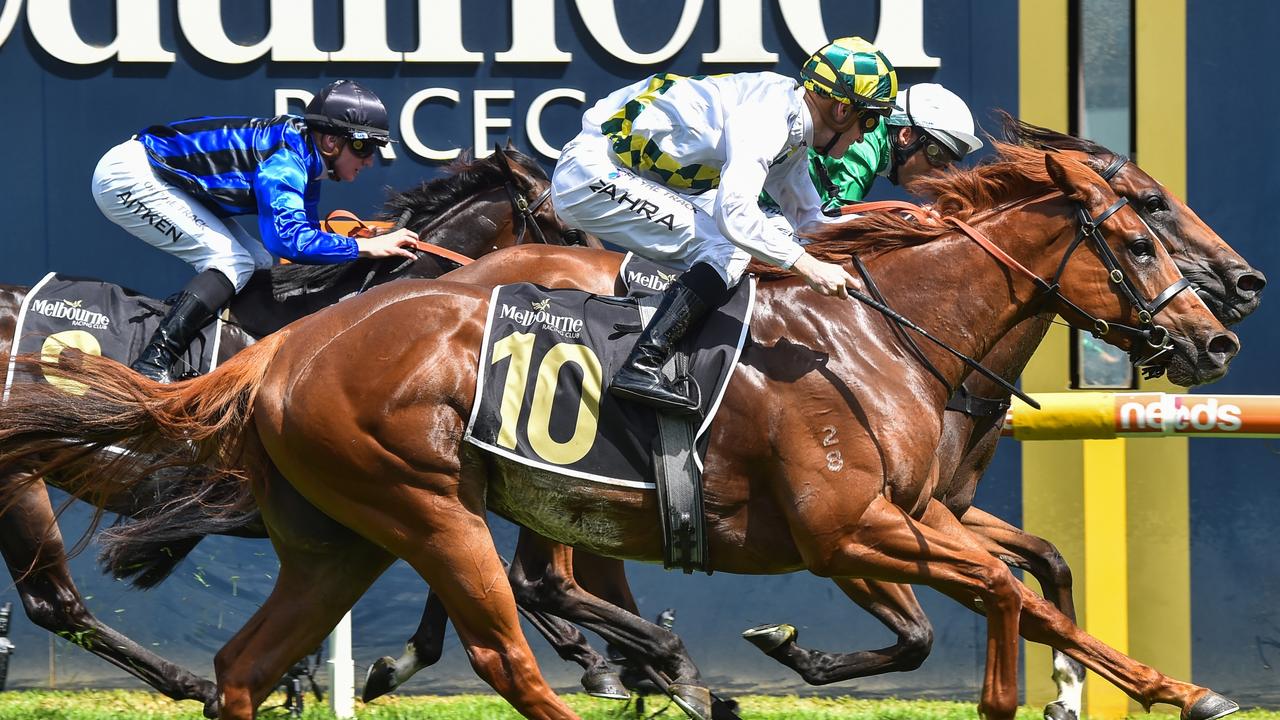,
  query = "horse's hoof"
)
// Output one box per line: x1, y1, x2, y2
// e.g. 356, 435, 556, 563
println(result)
361, 656, 401, 702
202, 698, 220, 719
1043, 700, 1078, 720
581, 669, 630, 700
669, 682, 713, 720
1185, 691, 1239, 720
741, 623, 796, 654
711, 694, 743, 719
